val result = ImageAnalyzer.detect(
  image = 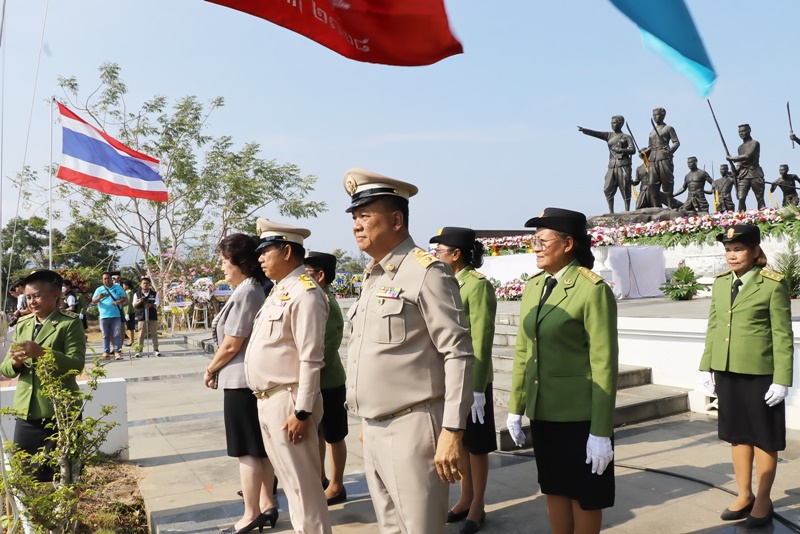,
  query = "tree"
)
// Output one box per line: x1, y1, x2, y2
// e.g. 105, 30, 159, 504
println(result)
55, 62, 326, 294
1, 216, 64, 289
54, 219, 121, 269
332, 248, 368, 276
